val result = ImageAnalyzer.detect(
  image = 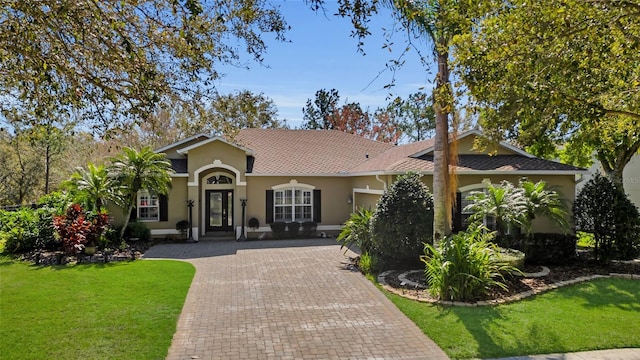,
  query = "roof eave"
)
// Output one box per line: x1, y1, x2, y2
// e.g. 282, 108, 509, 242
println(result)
176, 136, 255, 156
